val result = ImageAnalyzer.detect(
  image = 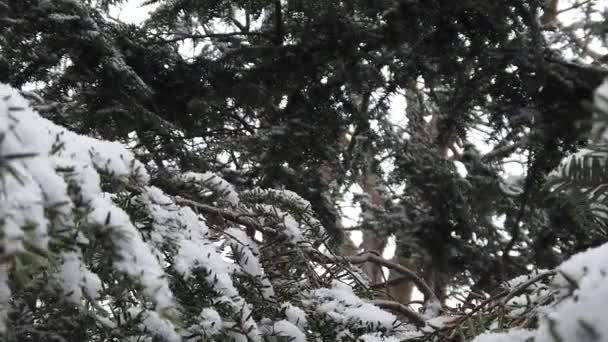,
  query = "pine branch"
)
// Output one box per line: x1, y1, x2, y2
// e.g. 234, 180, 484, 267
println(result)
174, 197, 267, 233
370, 300, 426, 327
482, 136, 529, 161
147, 31, 270, 45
